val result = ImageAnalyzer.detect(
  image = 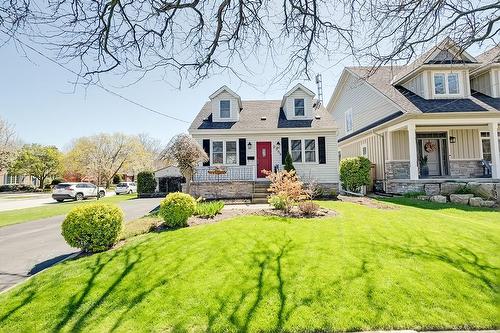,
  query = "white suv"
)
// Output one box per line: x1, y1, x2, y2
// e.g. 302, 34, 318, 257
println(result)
115, 182, 137, 195
52, 182, 106, 202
